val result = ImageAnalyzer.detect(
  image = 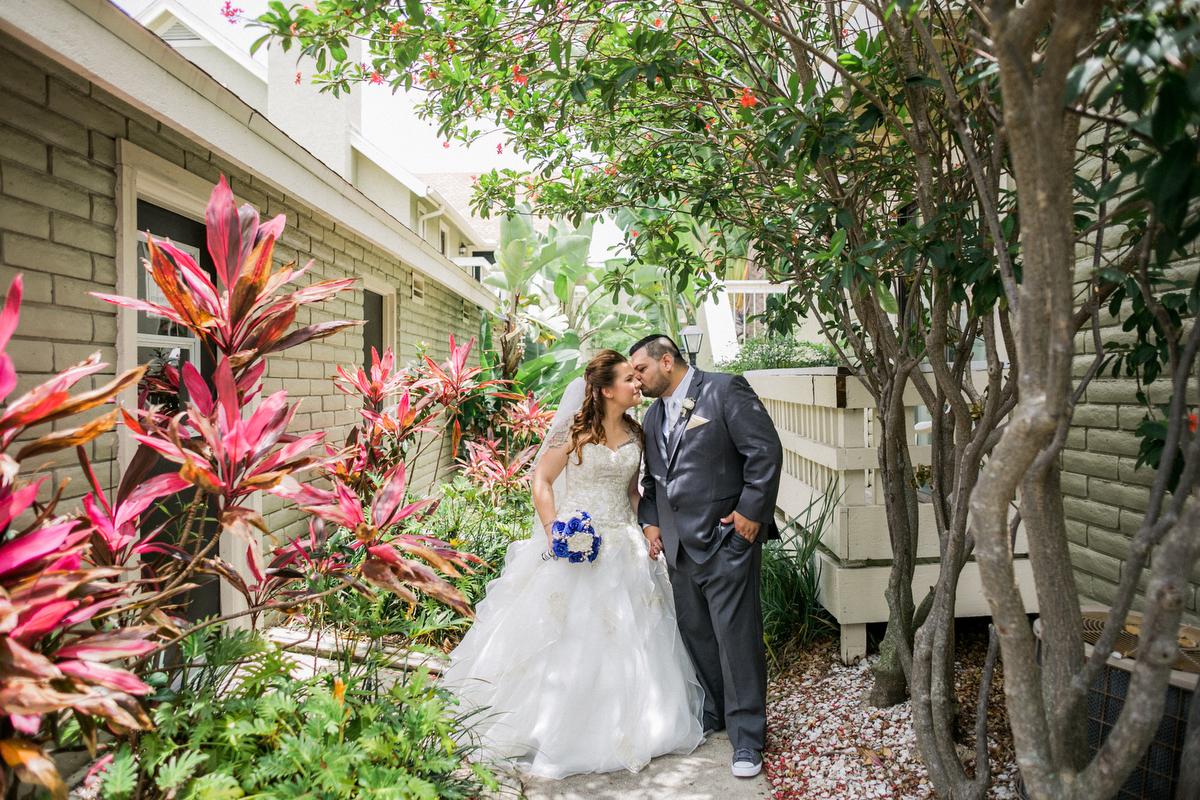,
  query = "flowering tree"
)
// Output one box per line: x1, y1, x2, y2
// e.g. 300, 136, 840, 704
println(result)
255, 3, 1200, 798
